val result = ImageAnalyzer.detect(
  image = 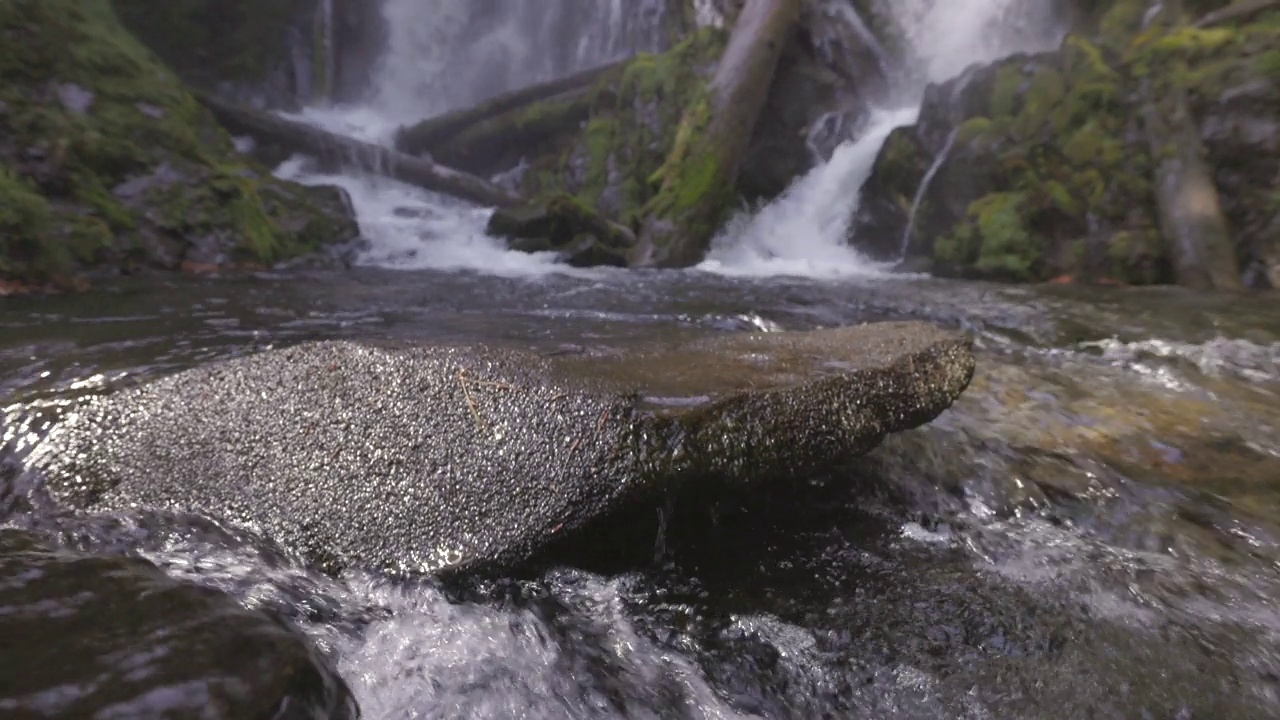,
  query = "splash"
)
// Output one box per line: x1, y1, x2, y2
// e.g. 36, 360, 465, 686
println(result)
274, 158, 587, 278
705, 0, 1062, 280
699, 107, 917, 279
276, 0, 670, 276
